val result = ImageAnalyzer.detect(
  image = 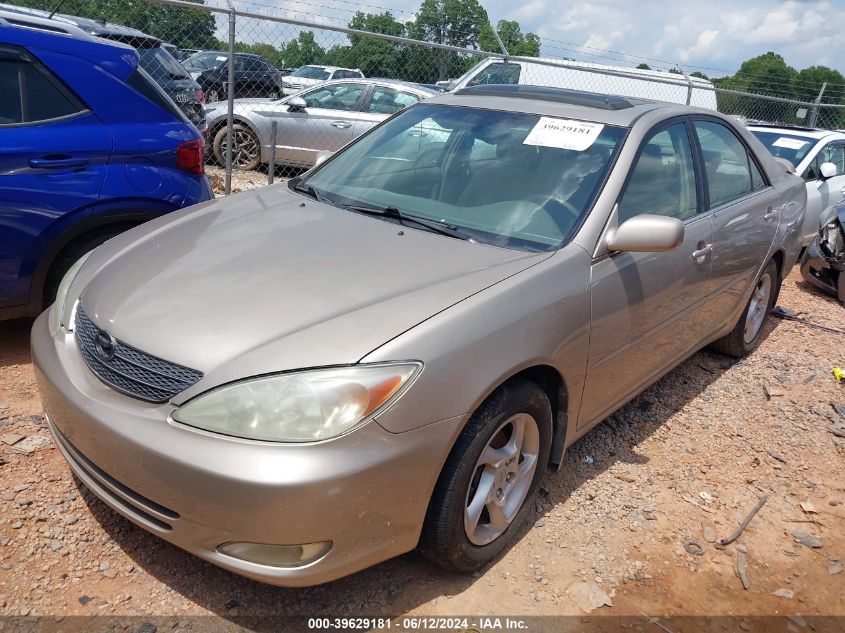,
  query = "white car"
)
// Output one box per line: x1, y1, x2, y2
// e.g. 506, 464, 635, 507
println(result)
281, 65, 363, 94
750, 125, 845, 244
